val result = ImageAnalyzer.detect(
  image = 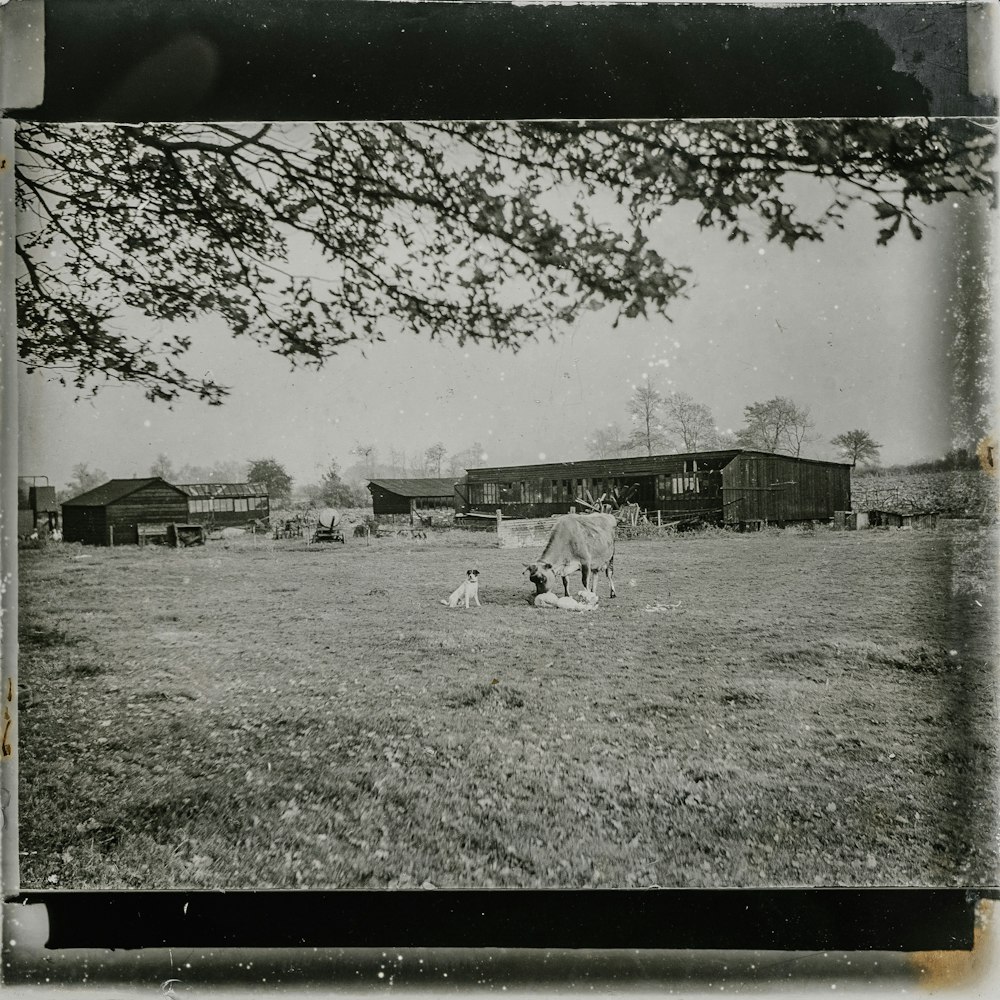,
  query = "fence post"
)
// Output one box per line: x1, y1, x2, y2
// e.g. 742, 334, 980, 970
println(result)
109, 525, 114, 548
495, 508, 502, 533
657, 510, 662, 527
